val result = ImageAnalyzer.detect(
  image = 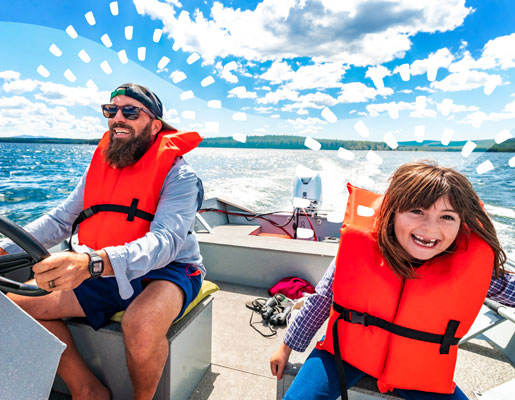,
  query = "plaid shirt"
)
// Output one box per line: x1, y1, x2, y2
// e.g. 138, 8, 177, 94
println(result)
284, 258, 515, 352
